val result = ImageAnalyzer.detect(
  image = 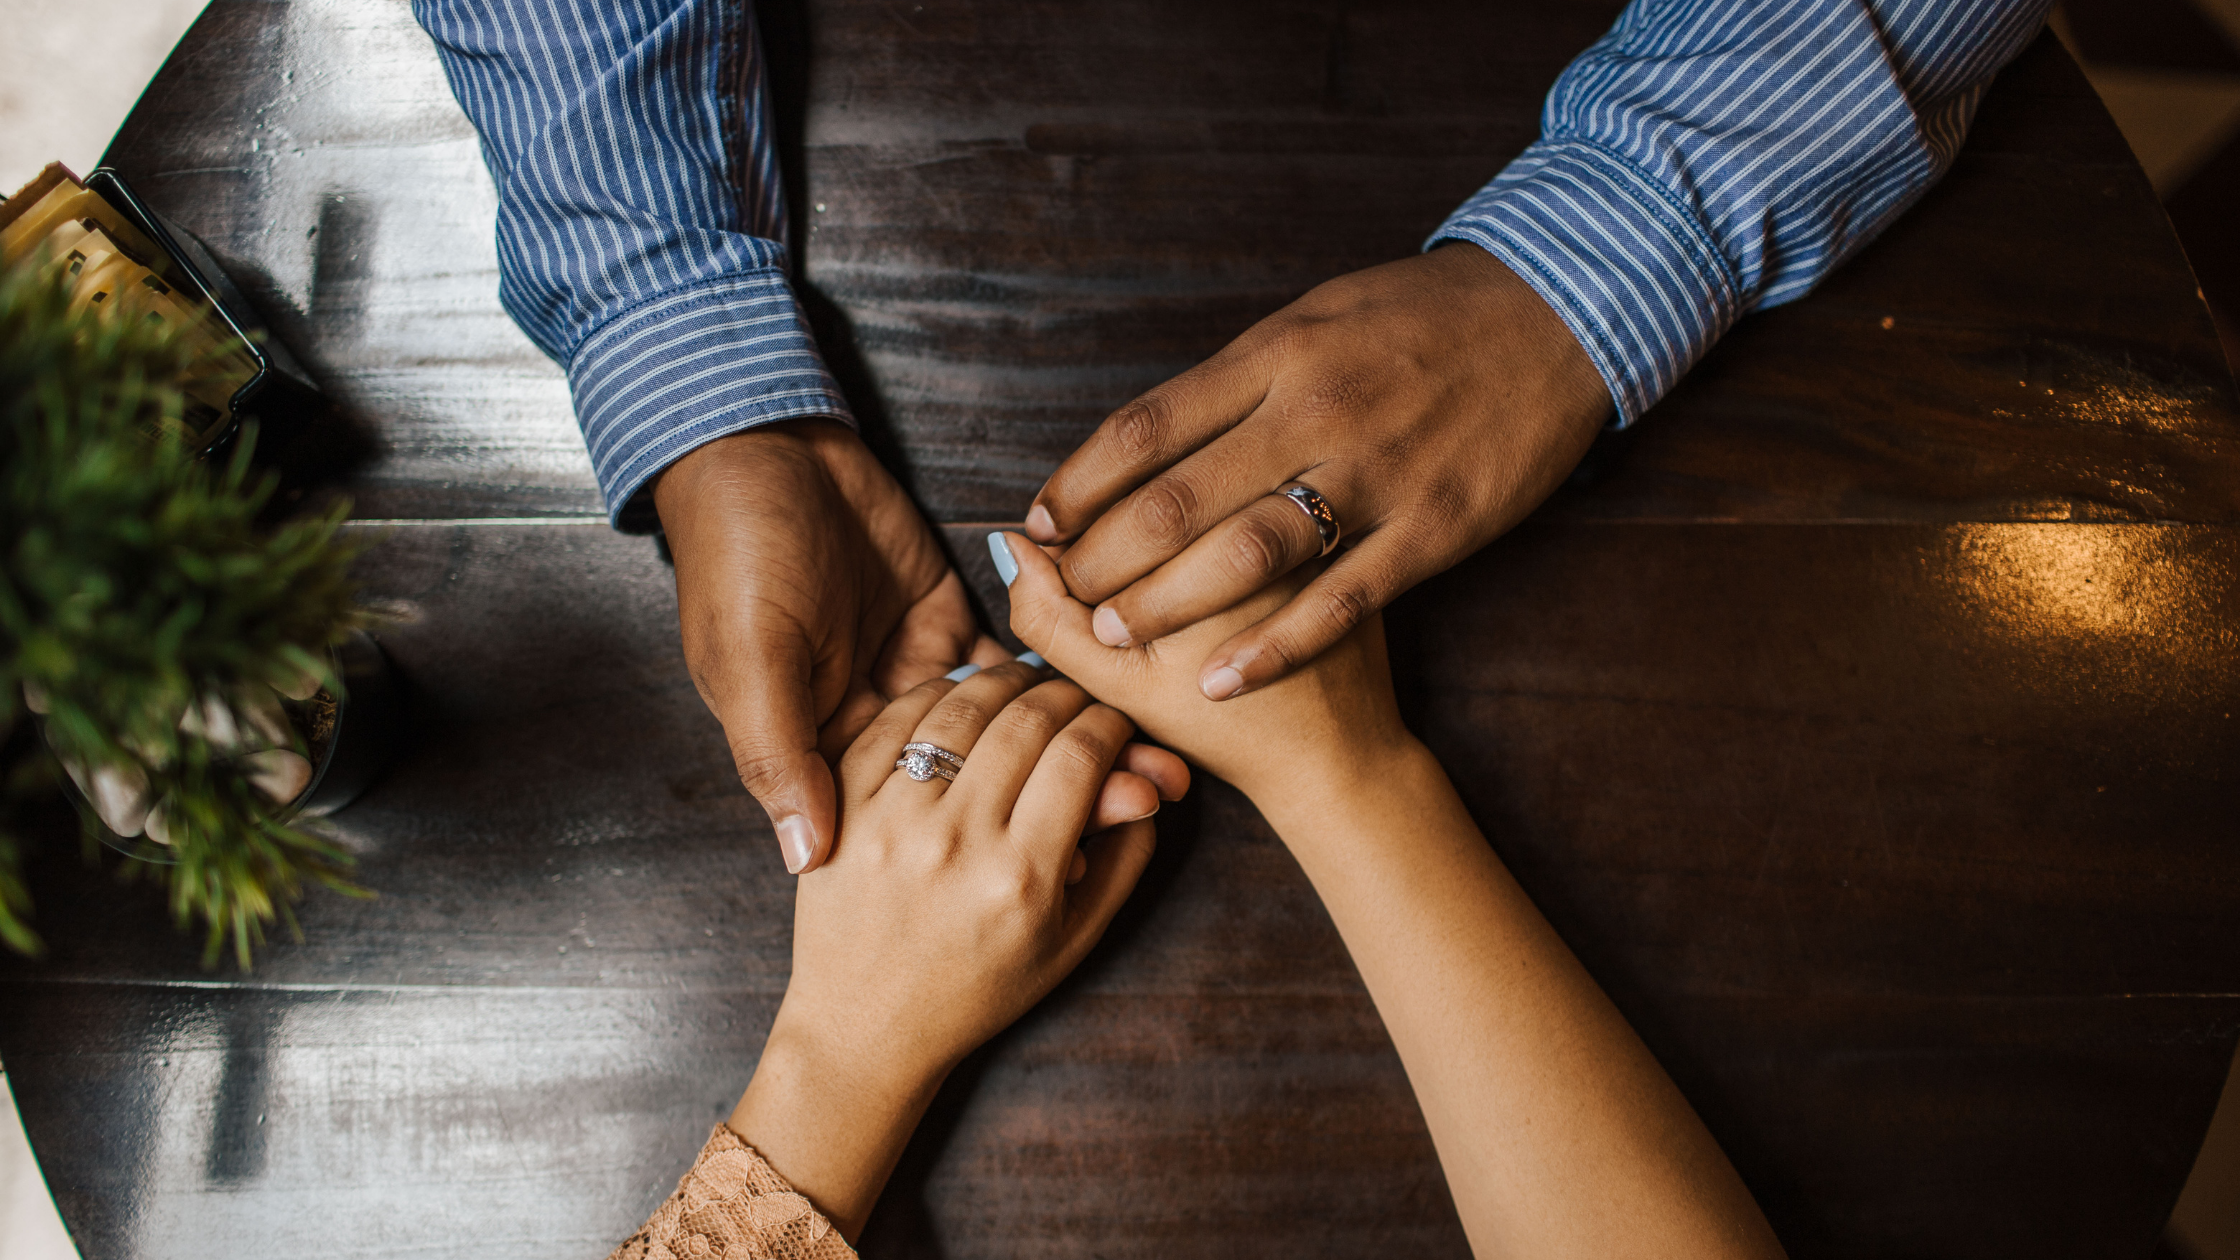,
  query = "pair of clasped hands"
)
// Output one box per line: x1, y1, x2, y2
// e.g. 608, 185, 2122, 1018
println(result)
649, 248, 1782, 1256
